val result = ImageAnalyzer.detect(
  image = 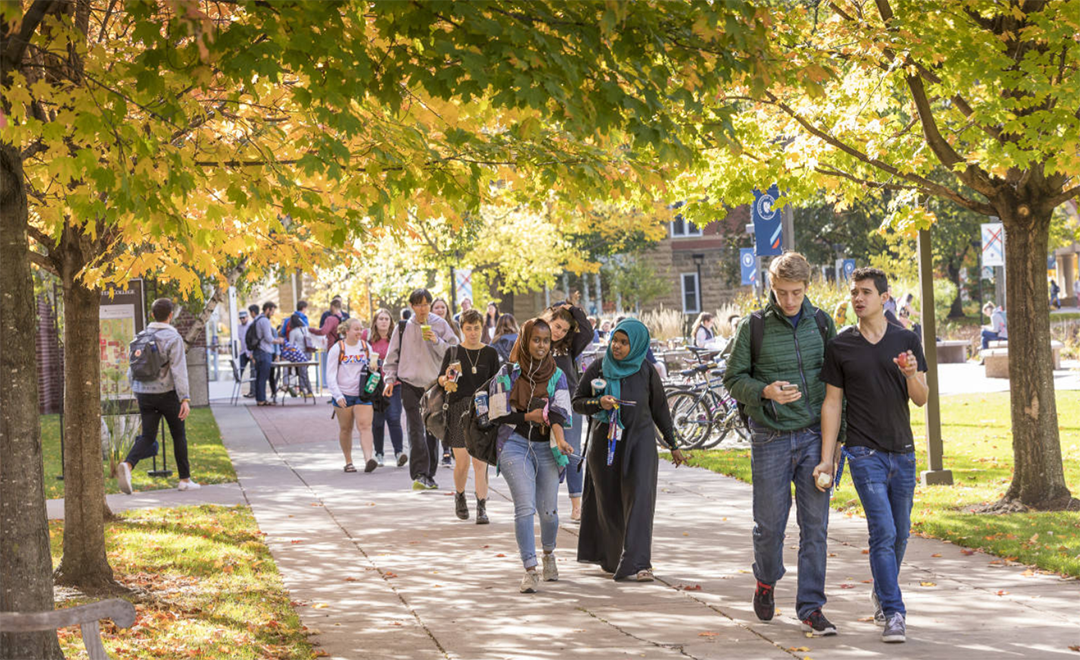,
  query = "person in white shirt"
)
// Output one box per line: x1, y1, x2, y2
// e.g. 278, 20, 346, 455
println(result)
237, 305, 259, 397
327, 318, 379, 474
